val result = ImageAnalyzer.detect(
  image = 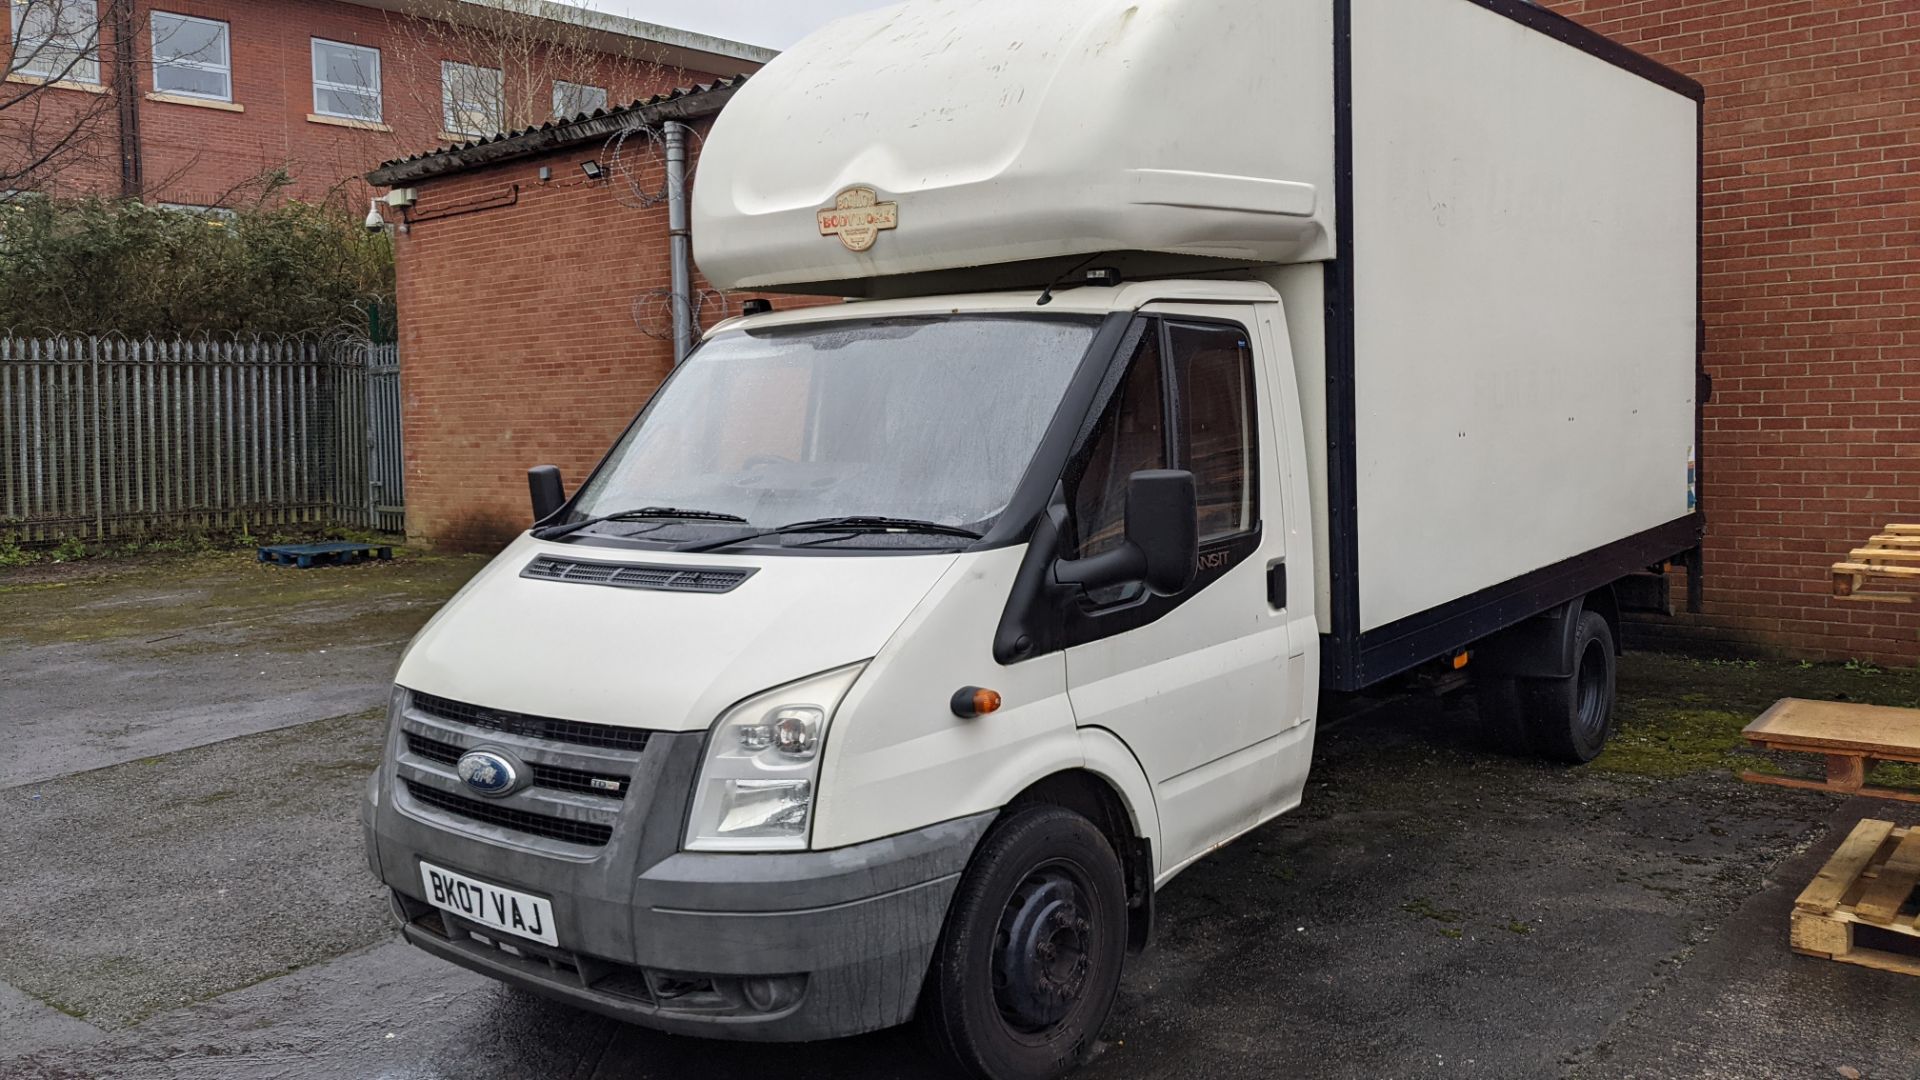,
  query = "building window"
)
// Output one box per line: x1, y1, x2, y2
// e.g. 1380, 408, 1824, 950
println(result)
150, 11, 230, 101
156, 202, 237, 221
9, 0, 101, 85
312, 38, 380, 123
552, 80, 606, 119
441, 60, 501, 136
